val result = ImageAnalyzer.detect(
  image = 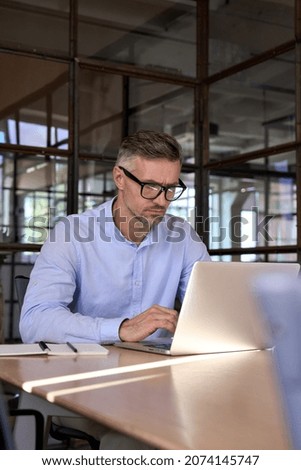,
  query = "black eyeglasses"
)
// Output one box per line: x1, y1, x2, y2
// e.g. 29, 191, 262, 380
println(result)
118, 166, 187, 202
